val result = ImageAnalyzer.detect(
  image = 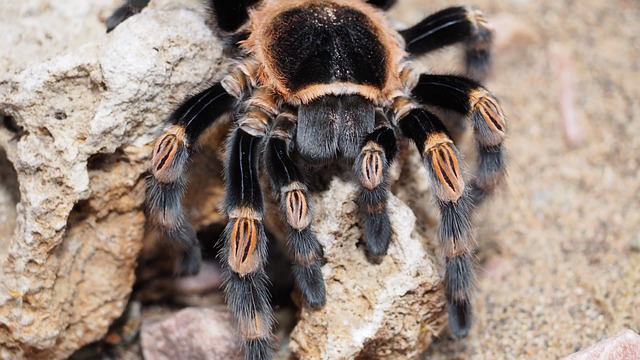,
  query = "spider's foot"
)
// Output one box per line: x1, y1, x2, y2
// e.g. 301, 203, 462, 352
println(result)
243, 337, 275, 360
225, 271, 275, 360
448, 298, 472, 337
176, 245, 202, 276
293, 262, 326, 308
106, 0, 151, 32
445, 254, 474, 337
362, 206, 392, 263
288, 228, 326, 307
